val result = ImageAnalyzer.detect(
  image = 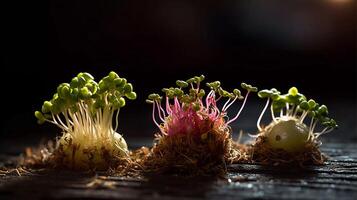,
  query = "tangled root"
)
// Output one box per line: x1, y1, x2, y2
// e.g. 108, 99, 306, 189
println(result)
249, 135, 326, 167
21, 141, 55, 169
22, 140, 129, 171
21, 130, 248, 176
21, 131, 327, 175
133, 127, 248, 176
